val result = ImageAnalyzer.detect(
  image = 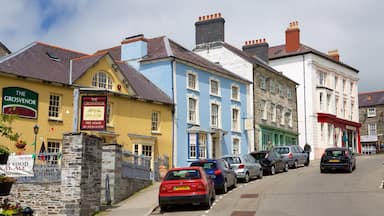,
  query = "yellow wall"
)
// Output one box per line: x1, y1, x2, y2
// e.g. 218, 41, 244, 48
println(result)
0, 55, 173, 167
